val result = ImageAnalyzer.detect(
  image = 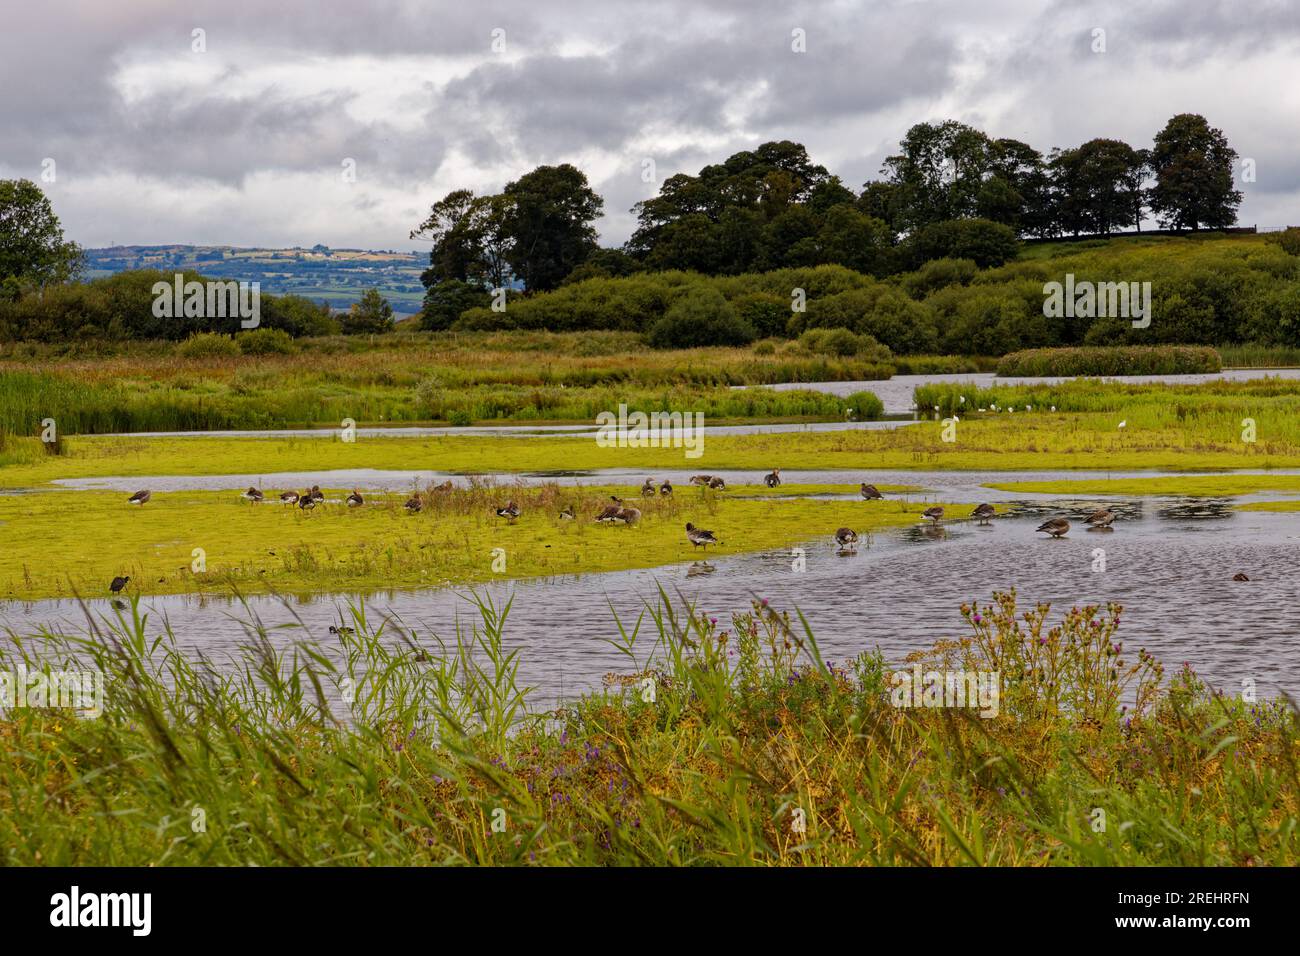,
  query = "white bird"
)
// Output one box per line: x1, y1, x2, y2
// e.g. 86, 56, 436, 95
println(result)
1118, 420, 1127, 429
